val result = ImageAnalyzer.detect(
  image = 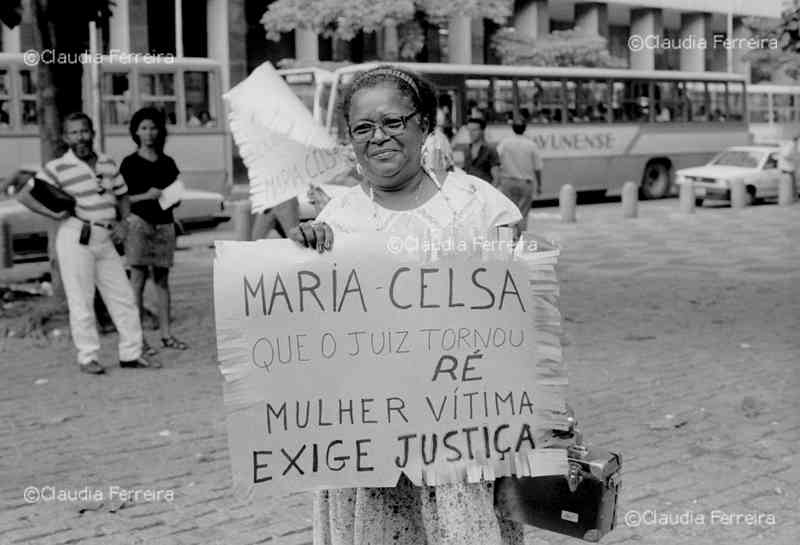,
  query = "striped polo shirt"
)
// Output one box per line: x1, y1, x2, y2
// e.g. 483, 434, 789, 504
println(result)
35, 150, 127, 223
